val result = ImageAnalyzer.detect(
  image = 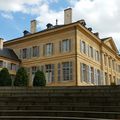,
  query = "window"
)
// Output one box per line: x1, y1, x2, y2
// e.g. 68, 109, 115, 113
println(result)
0, 61, 3, 67
112, 60, 115, 70
109, 74, 112, 83
105, 72, 108, 85
104, 54, 107, 66
32, 66, 37, 75
22, 48, 27, 59
81, 41, 86, 54
108, 58, 111, 68
89, 46, 93, 58
81, 63, 87, 83
45, 64, 54, 83
118, 65, 120, 73
90, 67, 94, 84
62, 39, 71, 52
116, 78, 120, 85
97, 70, 101, 85
31, 66, 38, 85
33, 46, 39, 57
45, 43, 53, 56
113, 76, 116, 83
58, 63, 61, 81
62, 62, 72, 81
96, 50, 100, 61
11, 63, 16, 71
